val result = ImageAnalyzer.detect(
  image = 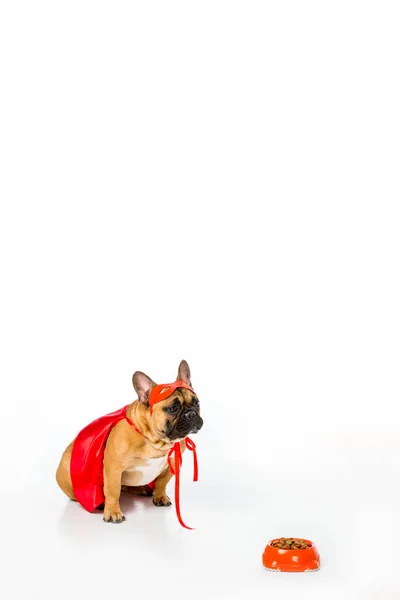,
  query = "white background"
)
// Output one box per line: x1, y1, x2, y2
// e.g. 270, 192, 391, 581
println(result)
1, 1, 399, 599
